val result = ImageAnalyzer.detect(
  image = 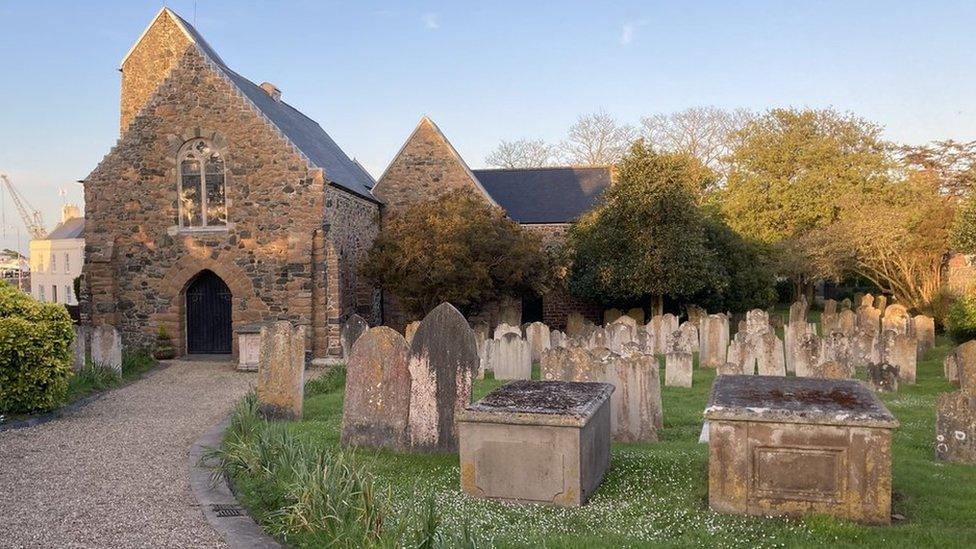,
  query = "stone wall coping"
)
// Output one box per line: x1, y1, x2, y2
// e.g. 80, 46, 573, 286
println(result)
234, 322, 266, 334
704, 375, 899, 429
460, 380, 614, 427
